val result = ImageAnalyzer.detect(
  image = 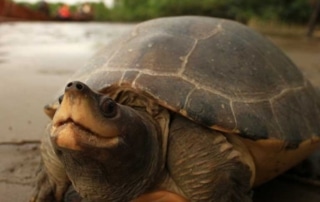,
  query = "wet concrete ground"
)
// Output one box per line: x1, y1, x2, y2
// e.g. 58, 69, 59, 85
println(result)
0, 22, 319, 201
